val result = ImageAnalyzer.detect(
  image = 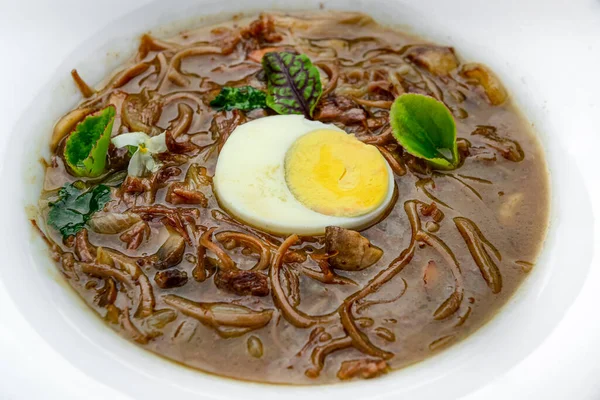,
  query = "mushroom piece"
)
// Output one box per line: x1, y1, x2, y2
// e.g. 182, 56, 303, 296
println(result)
325, 227, 383, 271
154, 269, 188, 289
406, 45, 459, 76
140, 230, 186, 270
214, 269, 269, 296
460, 63, 507, 105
